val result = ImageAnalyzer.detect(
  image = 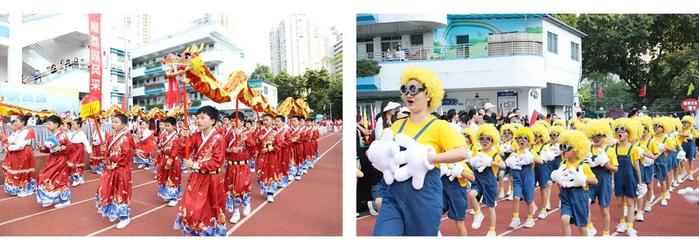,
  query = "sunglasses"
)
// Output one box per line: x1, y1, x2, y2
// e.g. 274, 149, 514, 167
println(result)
516, 136, 529, 141
653, 124, 661, 129
592, 134, 605, 141
615, 127, 628, 133
503, 130, 513, 135
400, 84, 427, 96
559, 144, 573, 152
550, 133, 559, 137
682, 121, 690, 124
478, 136, 492, 143
534, 134, 542, 138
